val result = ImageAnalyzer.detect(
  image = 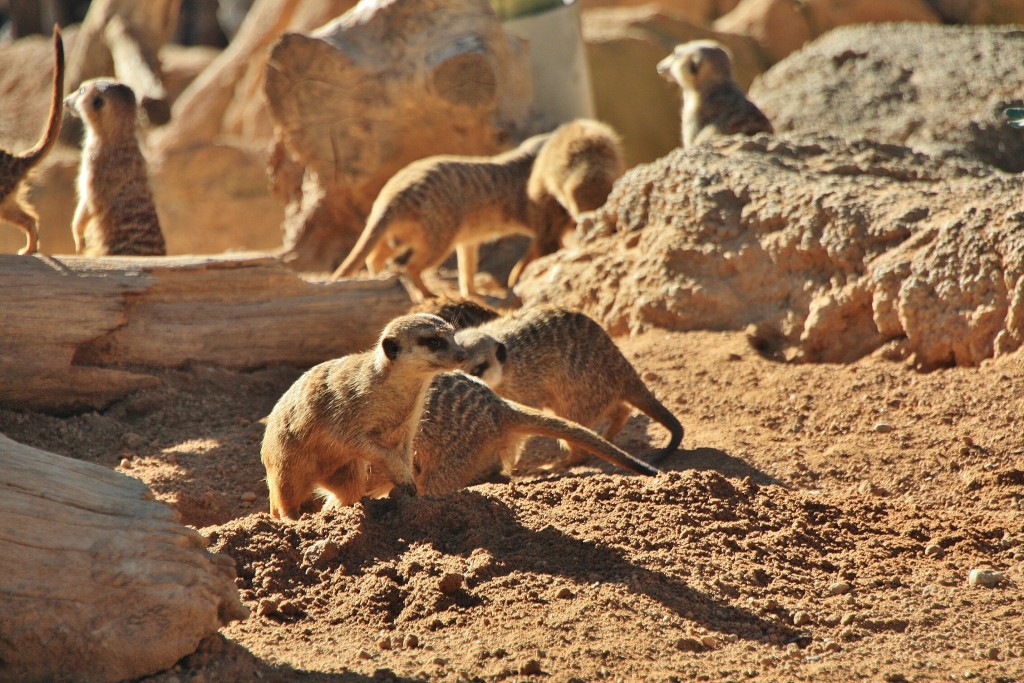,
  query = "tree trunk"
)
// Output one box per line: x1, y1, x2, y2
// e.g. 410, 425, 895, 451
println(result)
0, 253, 411, 413
0, 432, 249, 683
